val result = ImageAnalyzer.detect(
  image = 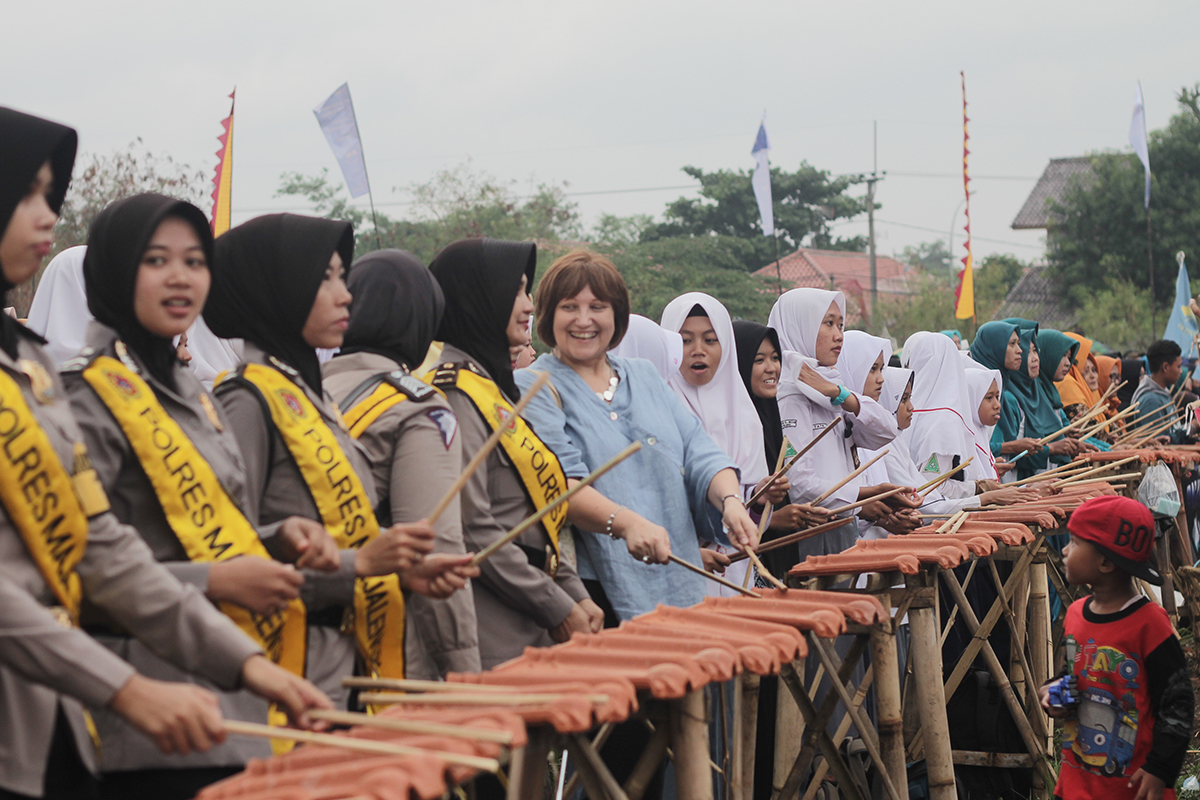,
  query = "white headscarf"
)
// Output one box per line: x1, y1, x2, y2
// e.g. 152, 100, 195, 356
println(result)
879, 366, 914, 415
660, 293, 766, 488
185, 316, 243, 389
26, 246, 93, 366
838, 330, 892, 397
965, 367, 1003, 480
609, 314, 683, 382
768, 288, 847, 405
901, 331, 977, 464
